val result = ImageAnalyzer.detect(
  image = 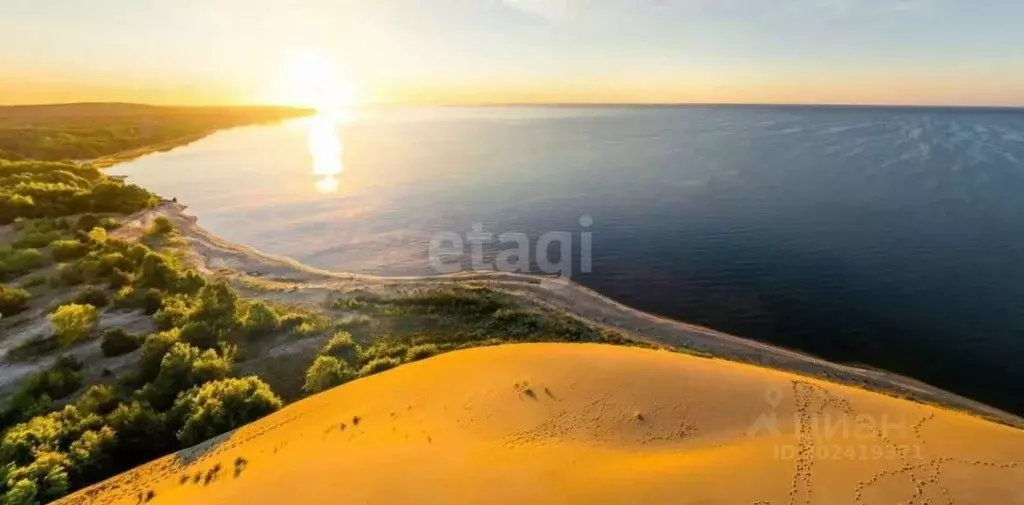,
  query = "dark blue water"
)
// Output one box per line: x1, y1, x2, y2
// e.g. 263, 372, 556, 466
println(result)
111, 105, 1024, 415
